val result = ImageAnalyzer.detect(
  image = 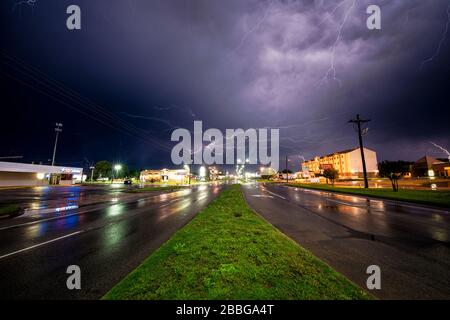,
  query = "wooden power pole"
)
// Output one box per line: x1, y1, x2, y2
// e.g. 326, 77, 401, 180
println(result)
348, 114, 371, 189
